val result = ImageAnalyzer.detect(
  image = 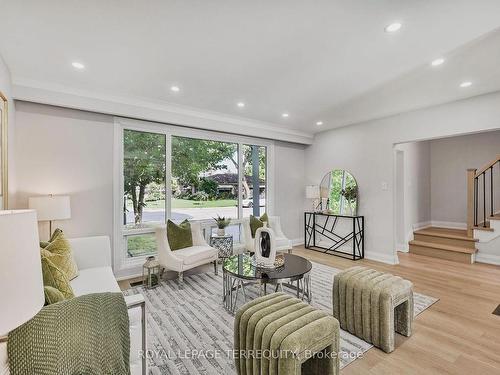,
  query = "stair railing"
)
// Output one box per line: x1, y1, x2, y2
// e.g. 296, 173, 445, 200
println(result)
467, 155, 500, 237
